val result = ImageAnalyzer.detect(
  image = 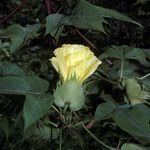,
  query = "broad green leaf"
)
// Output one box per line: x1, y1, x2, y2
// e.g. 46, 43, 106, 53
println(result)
68, 0, 142, 33
23, 124, 37, 139
46, 14, 65, 40
124, 48, 148, 65
0, 63, 25, 76
0, 76, 49, 95
112, 105, 150, 139
0, 24, 40, 53
45, 0, 142, 39
121, 143, 145, 150
34, 125, 59, 141
134, 104, 150, 121
23, 94, 53, 130
110, 61, 138, 80
95, 102, 115, 121
102, 45, 149, 66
